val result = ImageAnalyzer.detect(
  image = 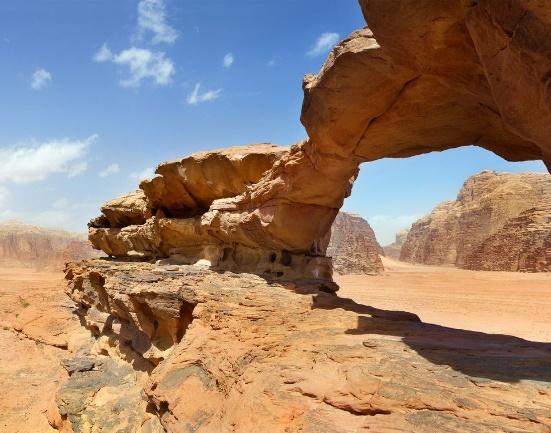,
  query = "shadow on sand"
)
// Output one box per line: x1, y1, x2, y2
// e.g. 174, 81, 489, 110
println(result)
291, 284, 551, 384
